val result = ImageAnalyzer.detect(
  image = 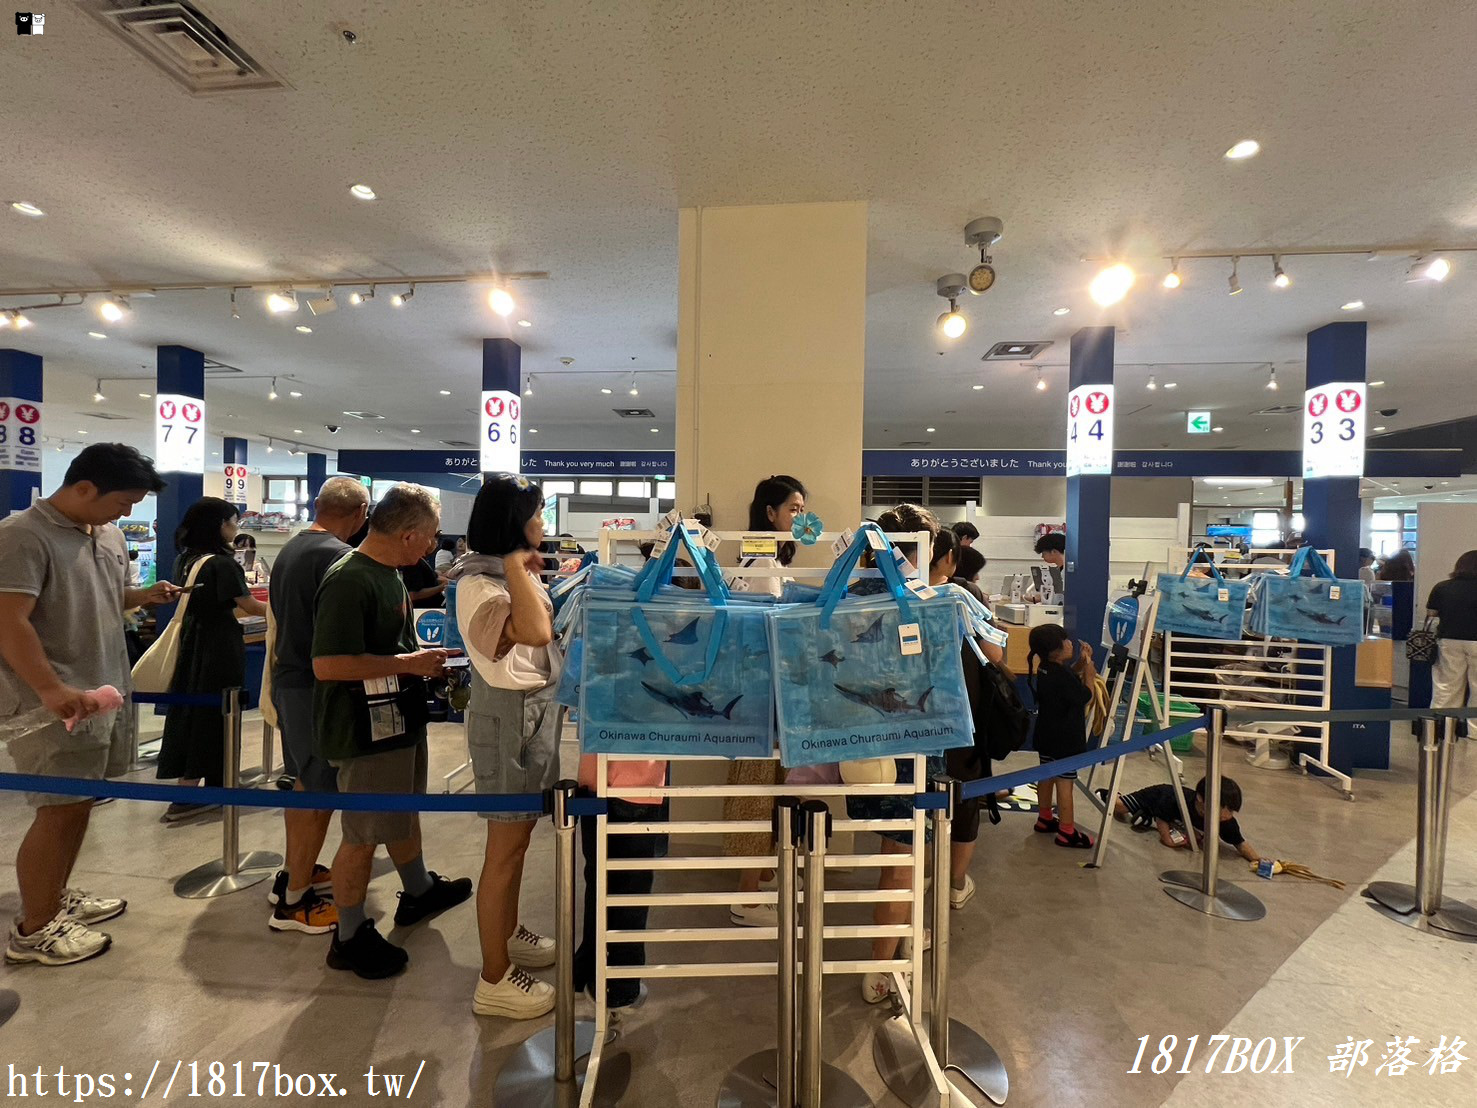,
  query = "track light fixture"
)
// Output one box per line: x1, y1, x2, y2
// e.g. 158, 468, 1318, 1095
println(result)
1266, 366, 1279, 391
348, 289, 373, 306
230, 289, 239, 320
1146, 374, 1158, 390
963, 217, 1003, 295
1272, 256, 1291, 289
1228, 257, 1243, 296
390, 285, 414, 308
1162, 260, 1182, 289
1034, 367, 1047, 392
93, 379, 105, 402
524, 374, 535, 398
3, 309, 32, 330
306, 290, 338, 315
489, 288, 515, 317
97, 294, 129, 323
266, 289, 298, 314
1407, 255, 1452, 283
268, 377, 279, 401
628, 373, 639, 397
1090, 264, 1134, 307
935, 274, 968, 338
